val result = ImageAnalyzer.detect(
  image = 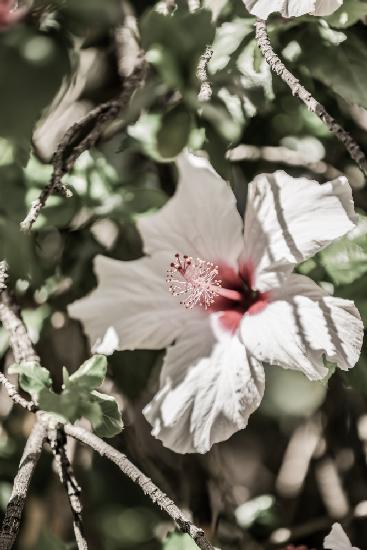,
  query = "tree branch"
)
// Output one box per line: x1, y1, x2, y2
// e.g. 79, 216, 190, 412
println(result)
0, 290, 40, 365
0, 420, 47, 550
197, 46, 213, 102
227, 144, 343, 179
49, 427, 87, 550
64, 424, 215, 550
21, 55, 147, 232
255, 19, 367, 178
0, 262, 37, 412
